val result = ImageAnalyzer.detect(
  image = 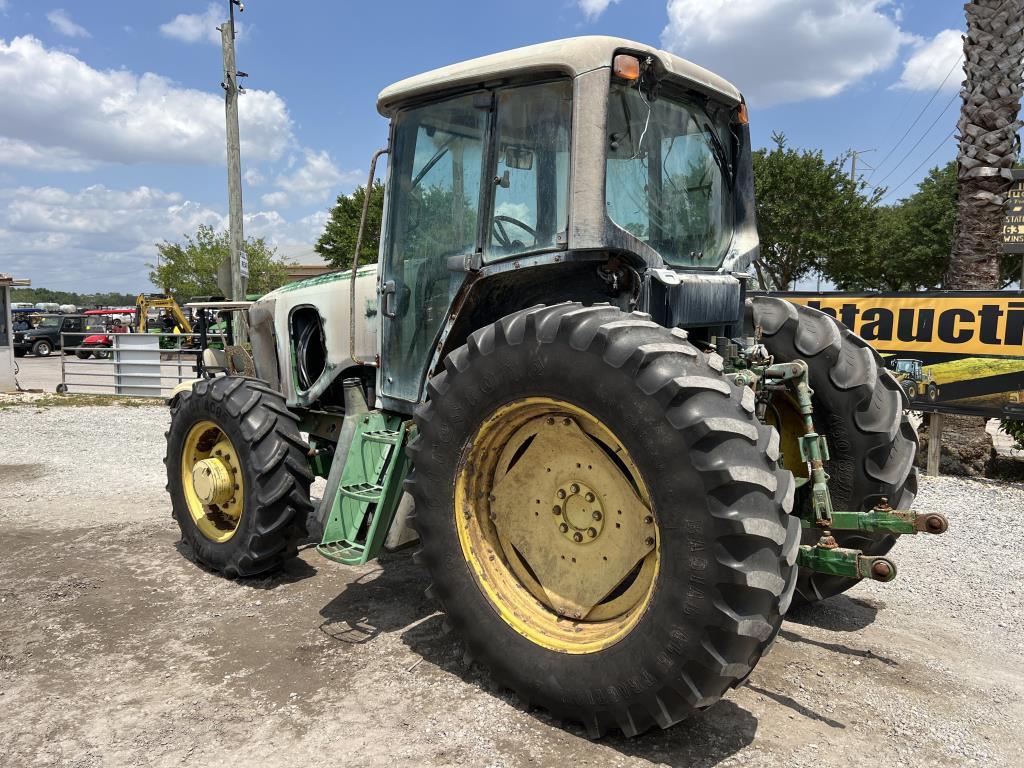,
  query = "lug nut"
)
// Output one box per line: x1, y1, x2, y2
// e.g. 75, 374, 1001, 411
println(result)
587, 527, 597, 538
557, 489, 566, 500
569, 483, 580, 494
553, 505, 562, 515
592, 510, 602, 521
585, 492, 595, 502
546, 417, 555, 425
644, 536, 655, 547
643, 515, 653, 525
559, 523, 569, 533
573, 532, 583, 543
562, 418, 571, 426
